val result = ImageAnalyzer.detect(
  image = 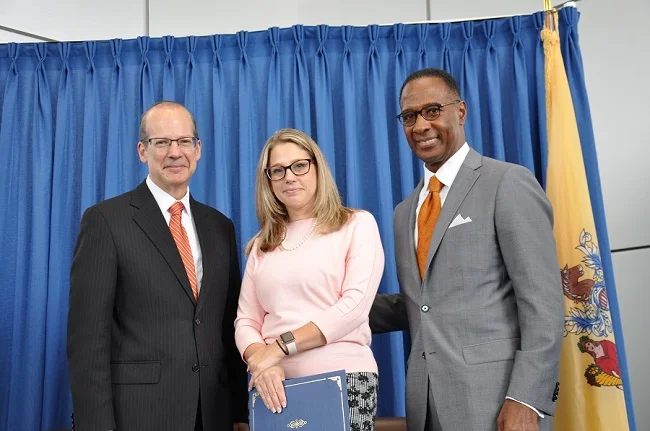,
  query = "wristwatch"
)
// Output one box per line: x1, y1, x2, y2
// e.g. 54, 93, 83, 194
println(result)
280, 331, 297, 355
